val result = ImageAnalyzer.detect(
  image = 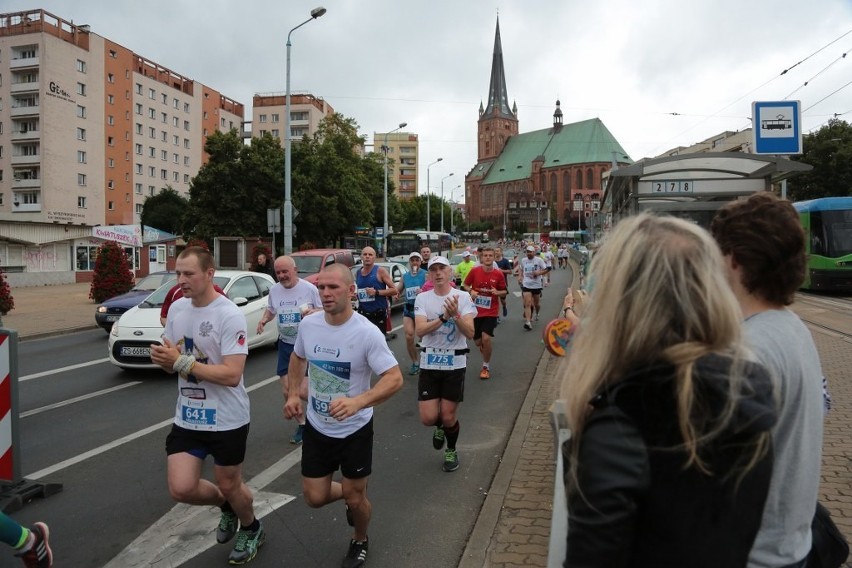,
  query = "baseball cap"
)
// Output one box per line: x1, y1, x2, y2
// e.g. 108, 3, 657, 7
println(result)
462, 251, 471, 257
525, 245, 535, 252
428, 256, 450, 268
409, 252, 423, 260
